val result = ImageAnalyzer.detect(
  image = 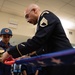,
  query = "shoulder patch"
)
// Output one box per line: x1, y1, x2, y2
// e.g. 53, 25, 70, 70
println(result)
40, 17, 48, 27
